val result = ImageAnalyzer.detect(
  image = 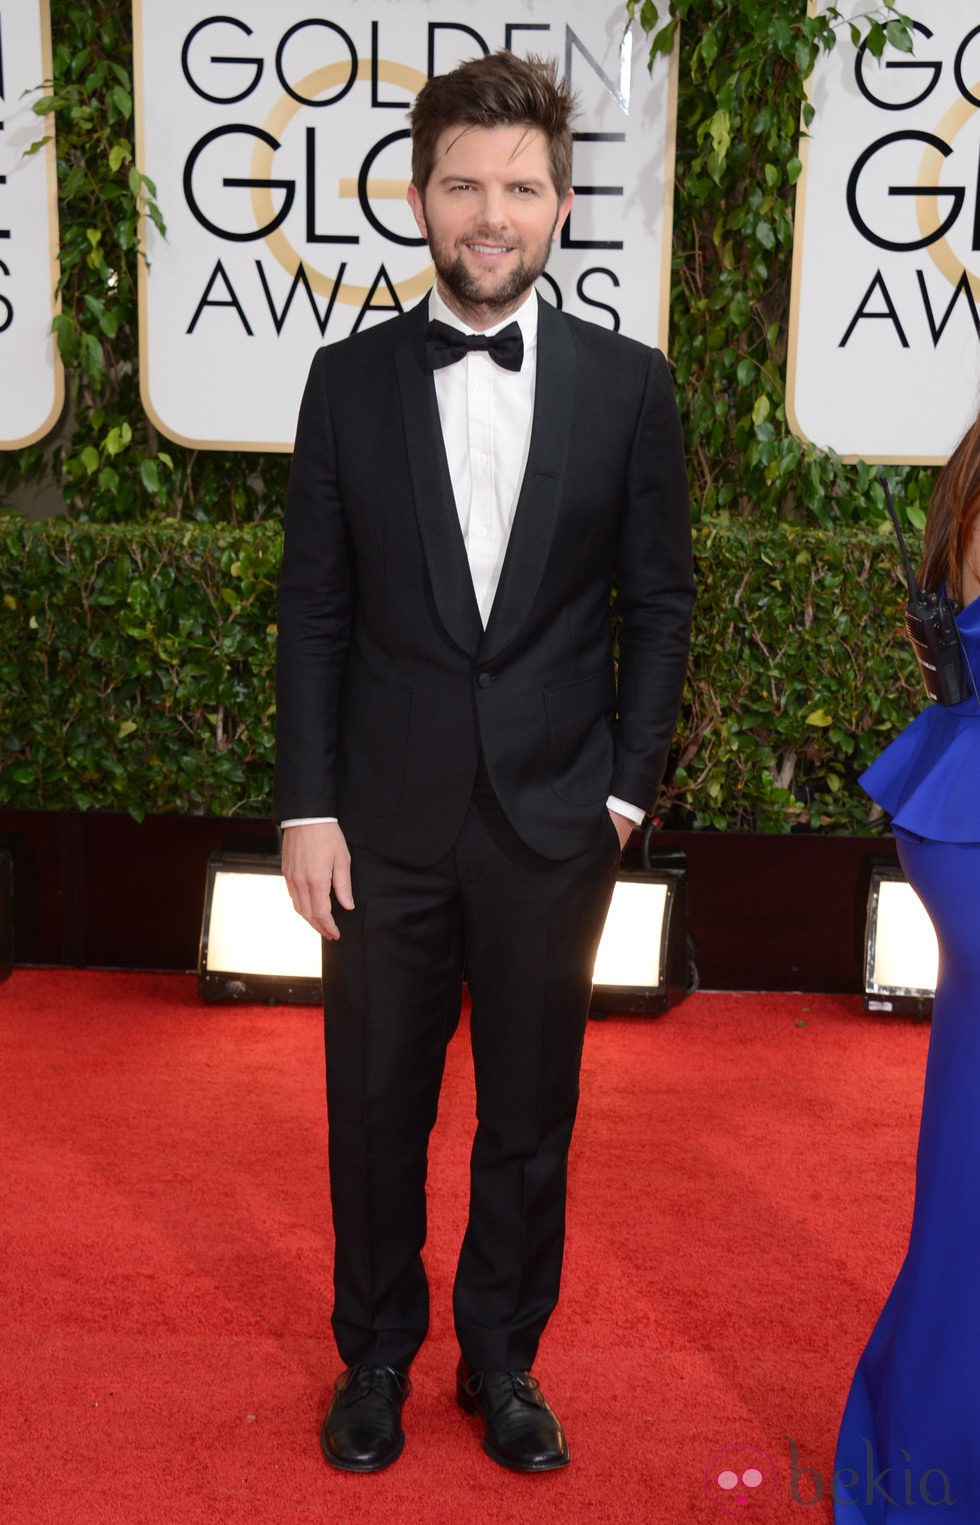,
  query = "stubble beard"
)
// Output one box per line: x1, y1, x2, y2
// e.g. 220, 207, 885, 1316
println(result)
429, 222, 558, 320
434, 247, 543, 314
